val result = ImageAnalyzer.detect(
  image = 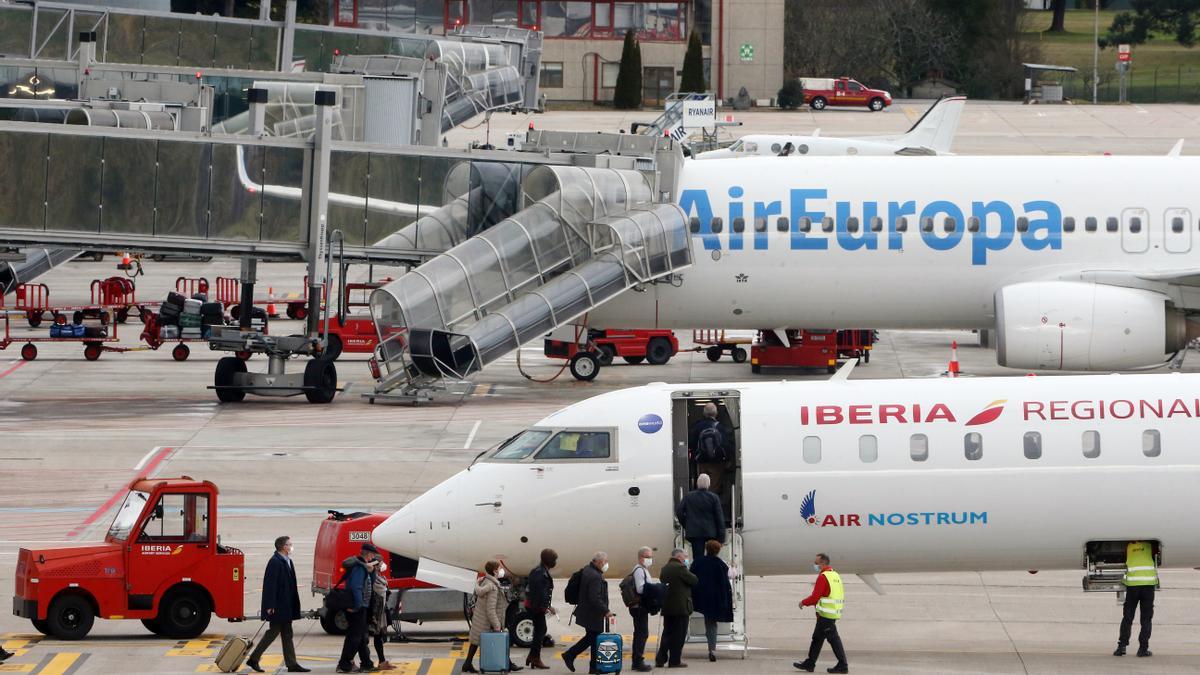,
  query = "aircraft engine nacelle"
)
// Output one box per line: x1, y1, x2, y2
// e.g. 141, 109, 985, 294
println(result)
995, 281, 1189, 371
